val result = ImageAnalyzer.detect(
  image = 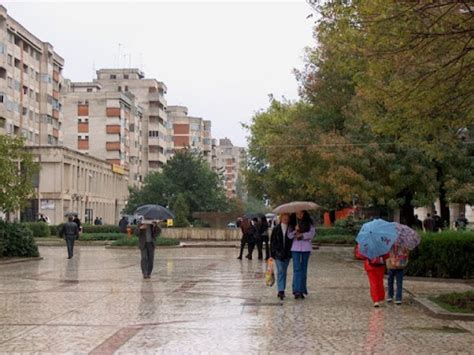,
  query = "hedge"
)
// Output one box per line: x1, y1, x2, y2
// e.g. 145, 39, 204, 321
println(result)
110, 236, 180, 247
317, 227, 349, 237
79, 233, 124, 241
49, 224, 122, 237
23, 222, 50, 238
406, 231, 474, 279
314, 234, 355, 245
0, 221, 39, 257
